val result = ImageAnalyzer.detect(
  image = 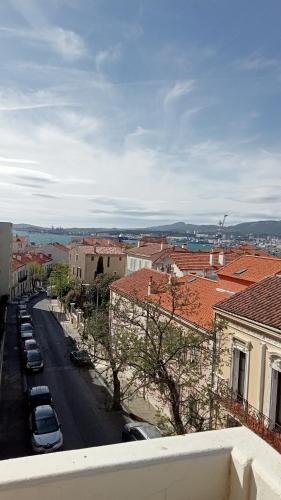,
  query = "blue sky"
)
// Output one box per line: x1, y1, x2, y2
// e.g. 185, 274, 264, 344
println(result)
0, 0, 280, 228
